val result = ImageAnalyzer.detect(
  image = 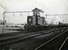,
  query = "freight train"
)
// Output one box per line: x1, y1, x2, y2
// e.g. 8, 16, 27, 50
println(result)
23, 8, 67, 32
24, 8, 48, 31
